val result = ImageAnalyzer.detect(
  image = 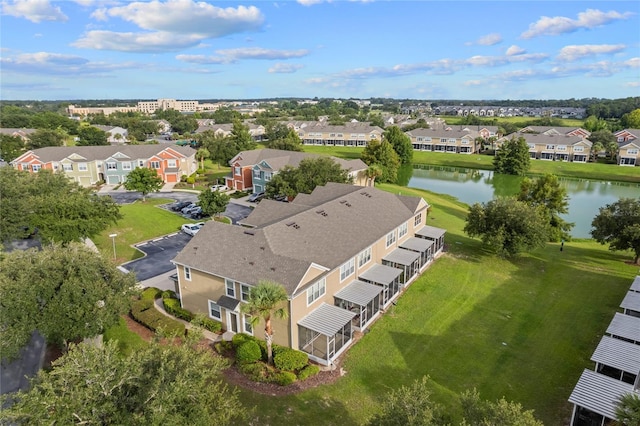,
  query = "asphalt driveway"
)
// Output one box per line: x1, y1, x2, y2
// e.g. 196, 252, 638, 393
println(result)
121, 232, 192, 281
